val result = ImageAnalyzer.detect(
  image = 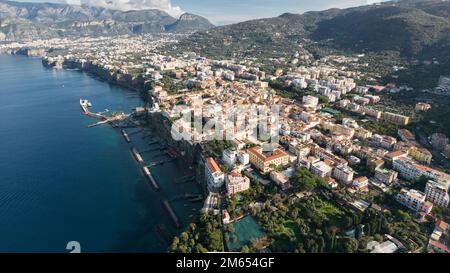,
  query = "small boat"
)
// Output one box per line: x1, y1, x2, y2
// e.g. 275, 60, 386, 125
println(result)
79, 99, 92, 107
